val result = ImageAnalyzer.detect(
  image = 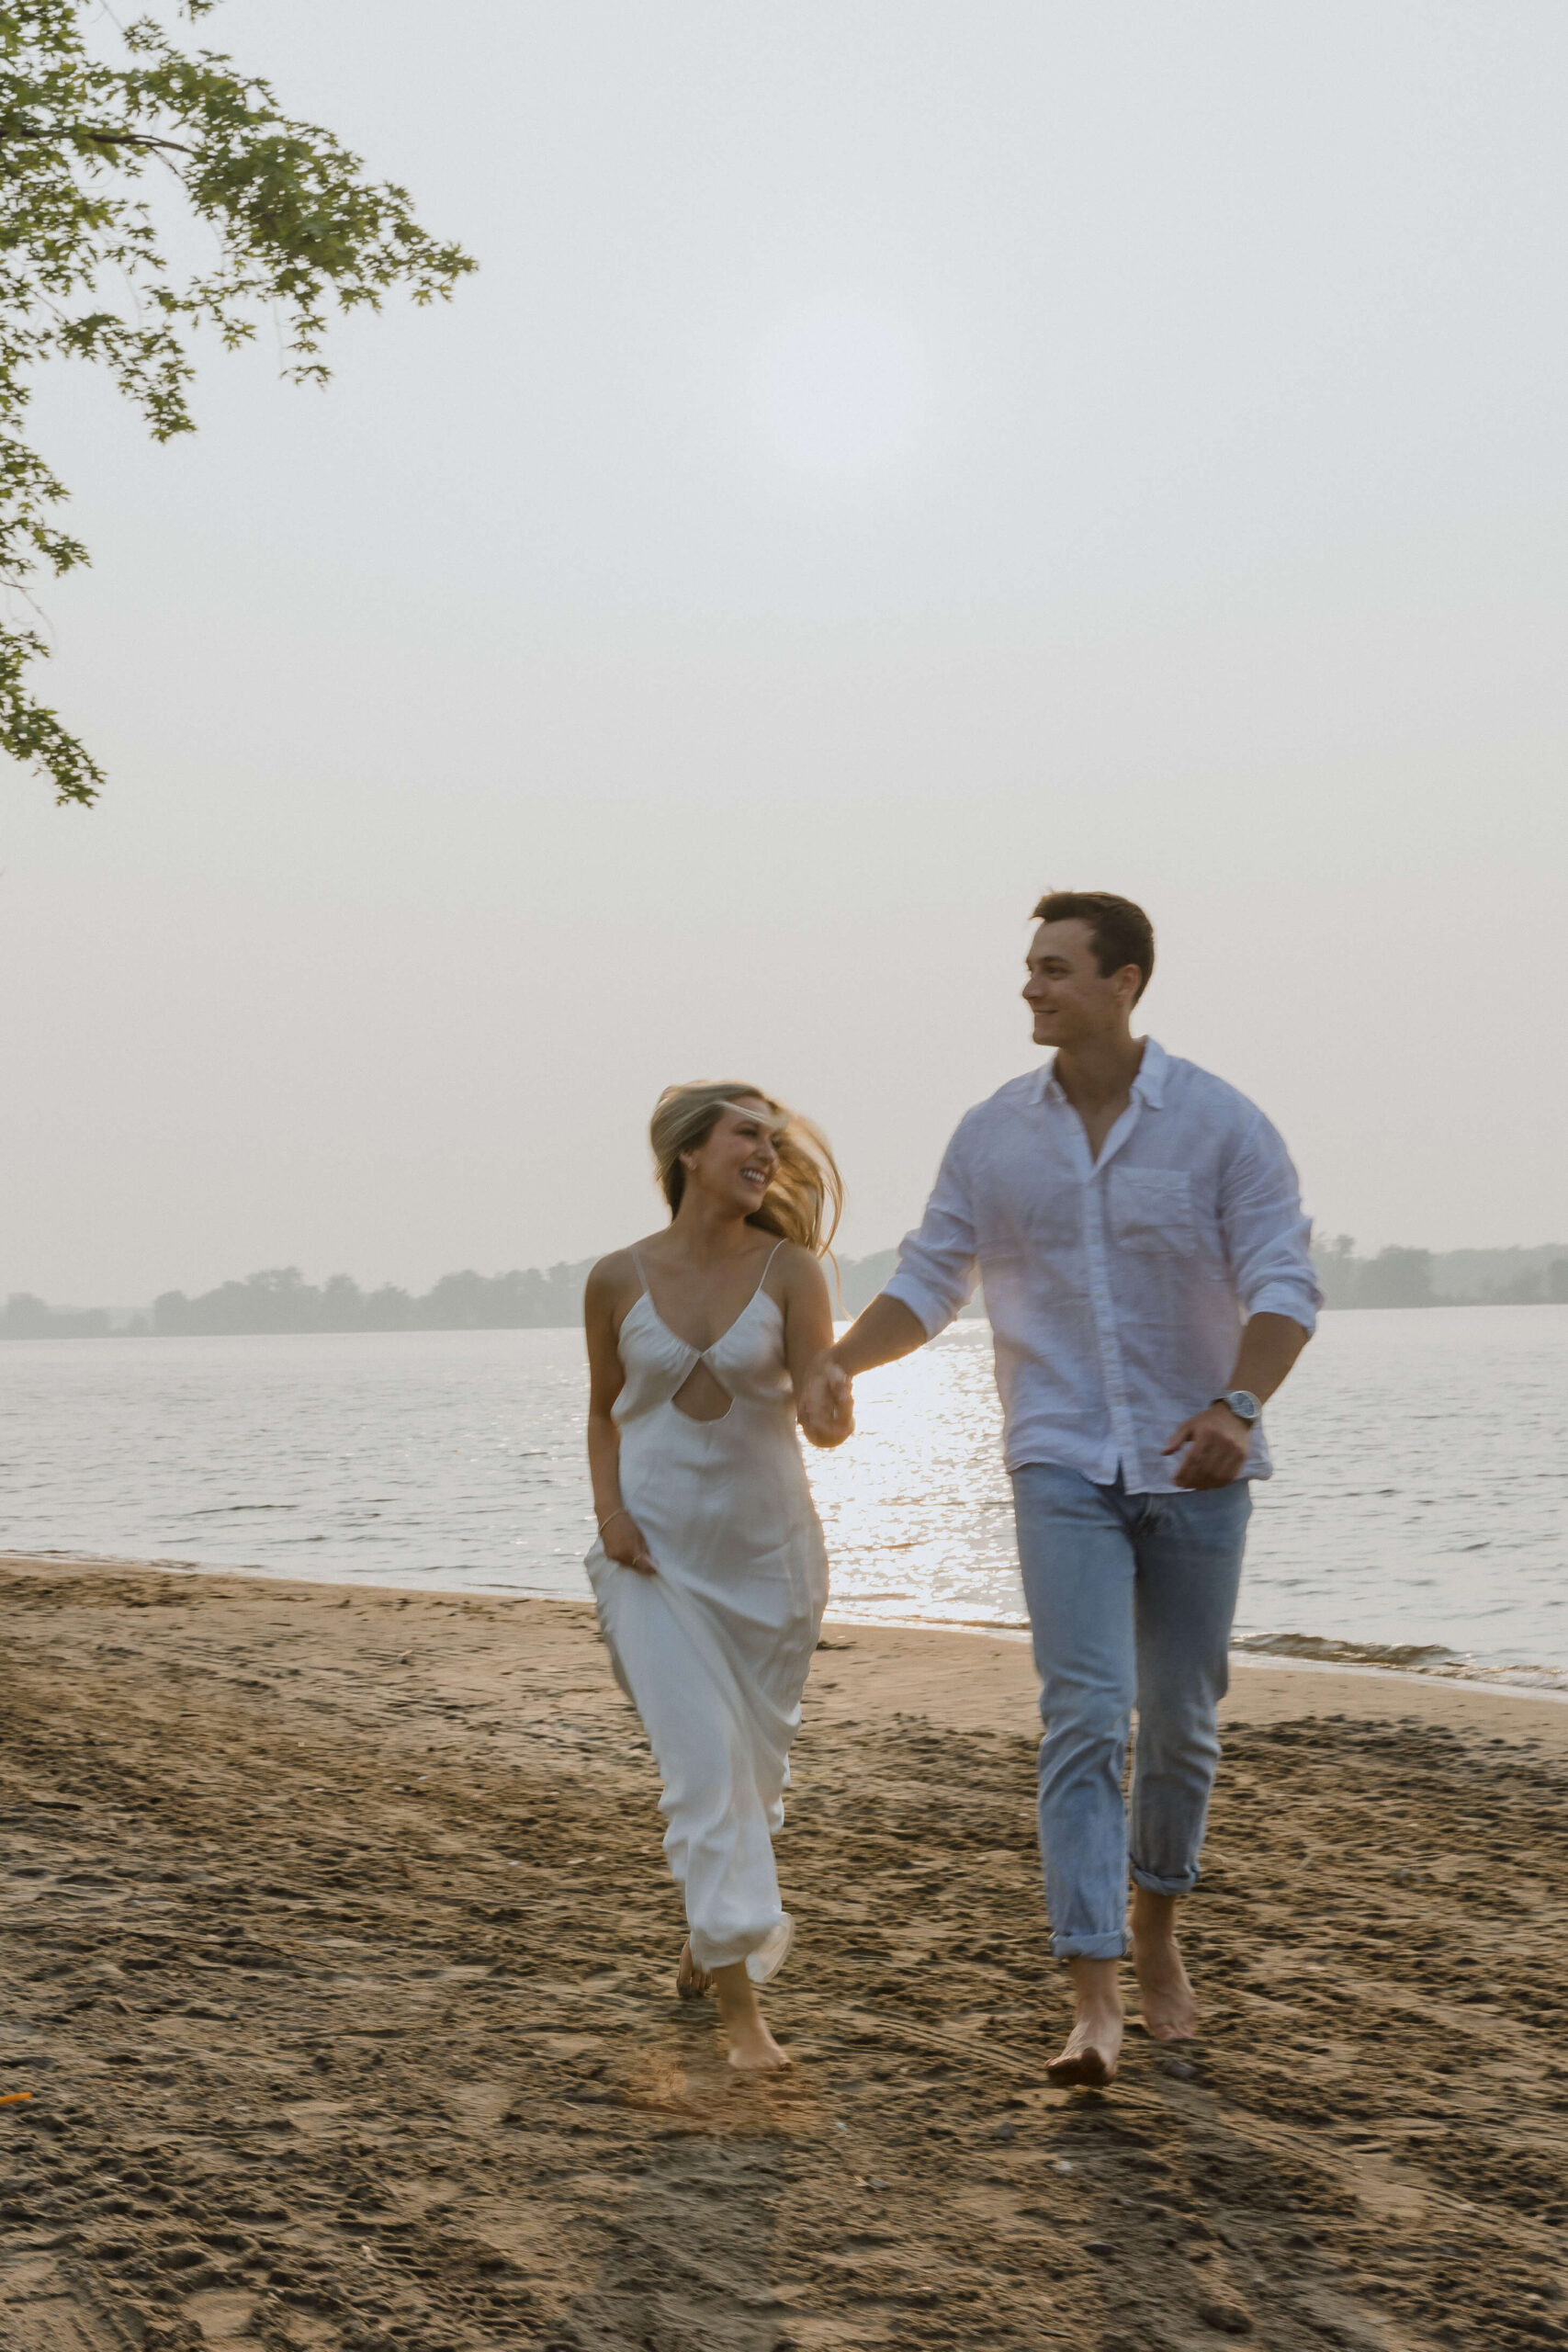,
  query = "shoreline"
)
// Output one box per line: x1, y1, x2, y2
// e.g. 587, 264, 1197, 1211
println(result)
6, 1543, 1566, 1711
